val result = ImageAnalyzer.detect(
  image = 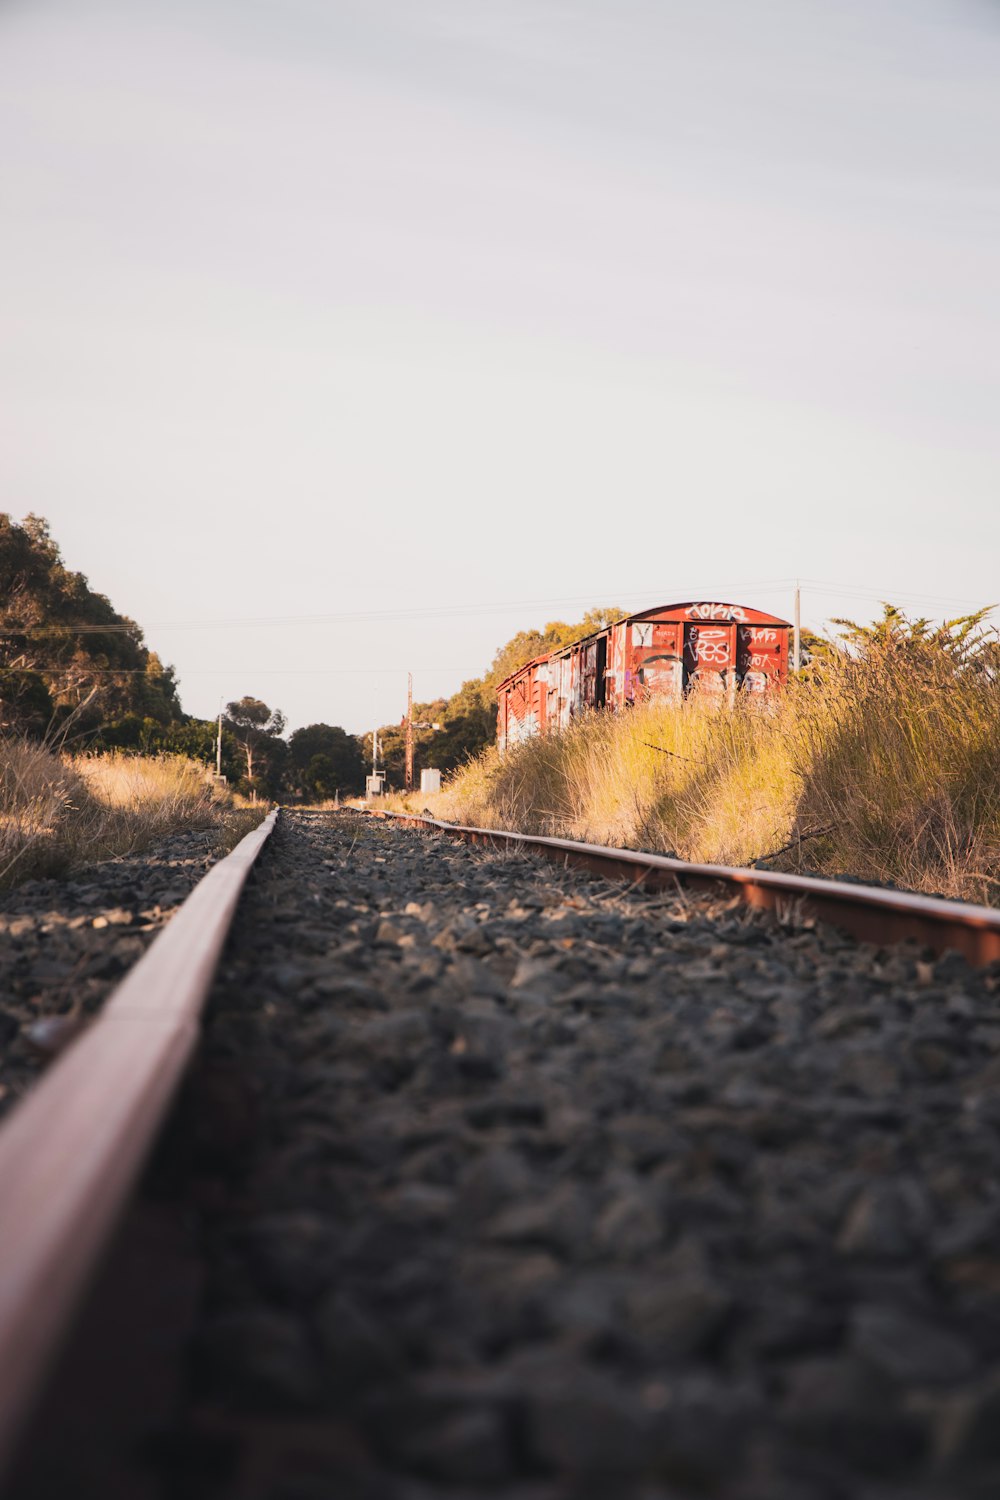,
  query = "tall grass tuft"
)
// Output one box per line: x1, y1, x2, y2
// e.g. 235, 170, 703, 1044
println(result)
0, 743, 224, 888
784, 625, 1000, 903
401, 613, 1000, 904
